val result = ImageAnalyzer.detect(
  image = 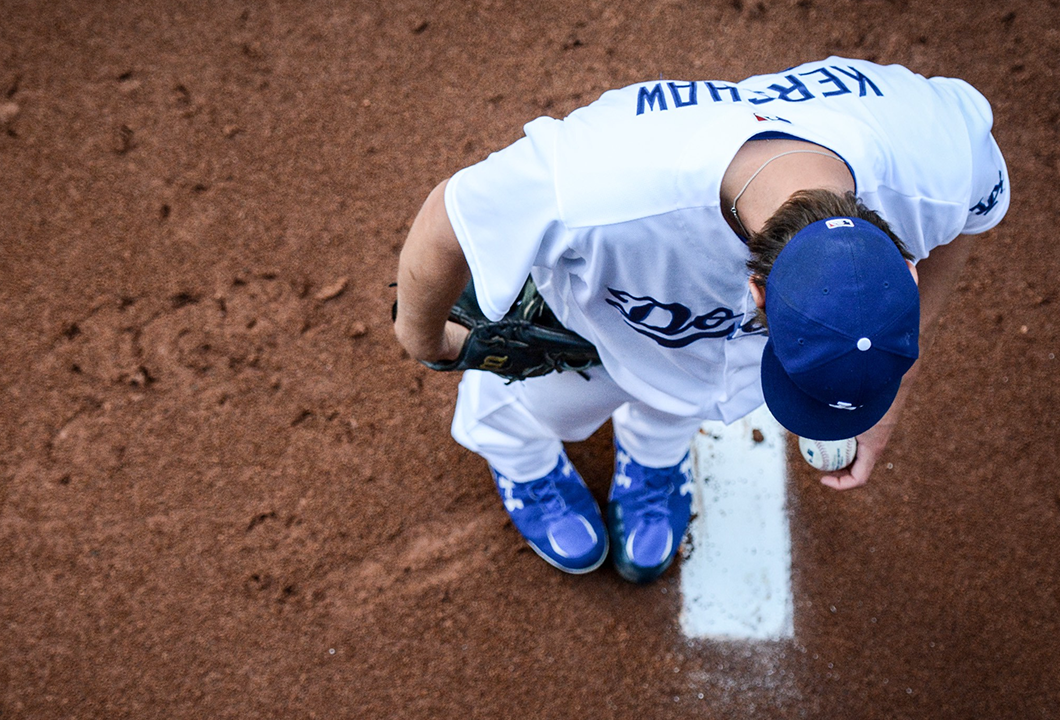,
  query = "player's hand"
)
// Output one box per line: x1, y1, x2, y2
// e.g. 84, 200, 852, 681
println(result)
819, 421, 896, 491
